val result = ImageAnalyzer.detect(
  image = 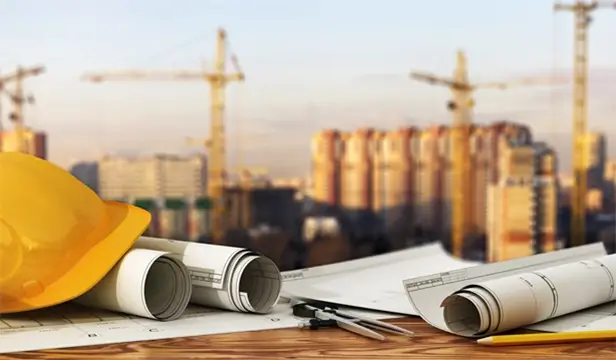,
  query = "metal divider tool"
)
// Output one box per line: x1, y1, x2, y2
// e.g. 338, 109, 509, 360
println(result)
290, 299, 414, 341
